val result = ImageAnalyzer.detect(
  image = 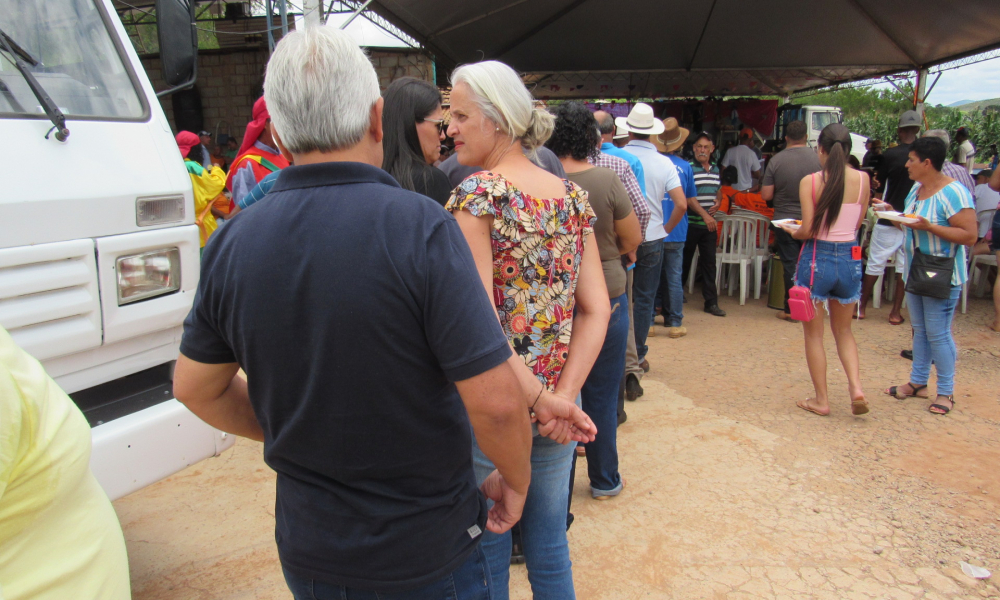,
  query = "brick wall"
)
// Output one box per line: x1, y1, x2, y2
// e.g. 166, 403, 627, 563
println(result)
141, 48, 434, 146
